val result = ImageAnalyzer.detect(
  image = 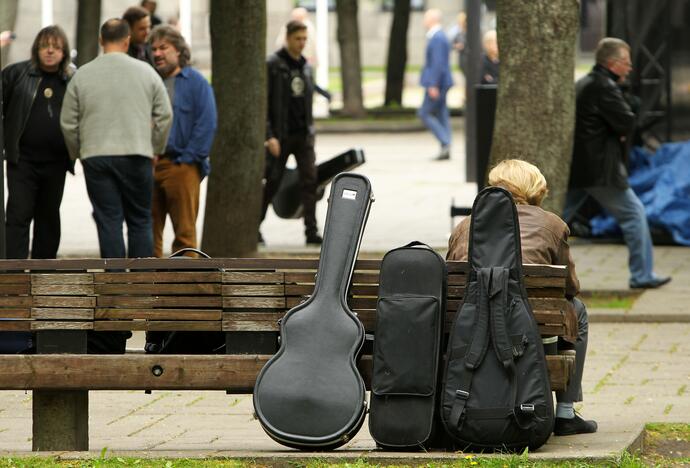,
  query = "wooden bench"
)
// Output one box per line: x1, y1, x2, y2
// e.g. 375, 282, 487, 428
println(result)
0, 257, 577, 451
